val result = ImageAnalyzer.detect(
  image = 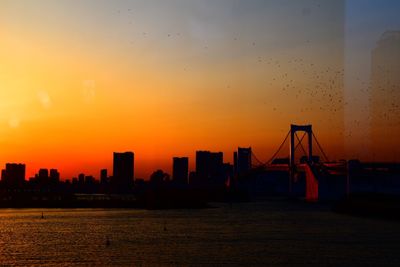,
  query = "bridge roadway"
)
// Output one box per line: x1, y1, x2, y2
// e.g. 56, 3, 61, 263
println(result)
264, 162, 347, 201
